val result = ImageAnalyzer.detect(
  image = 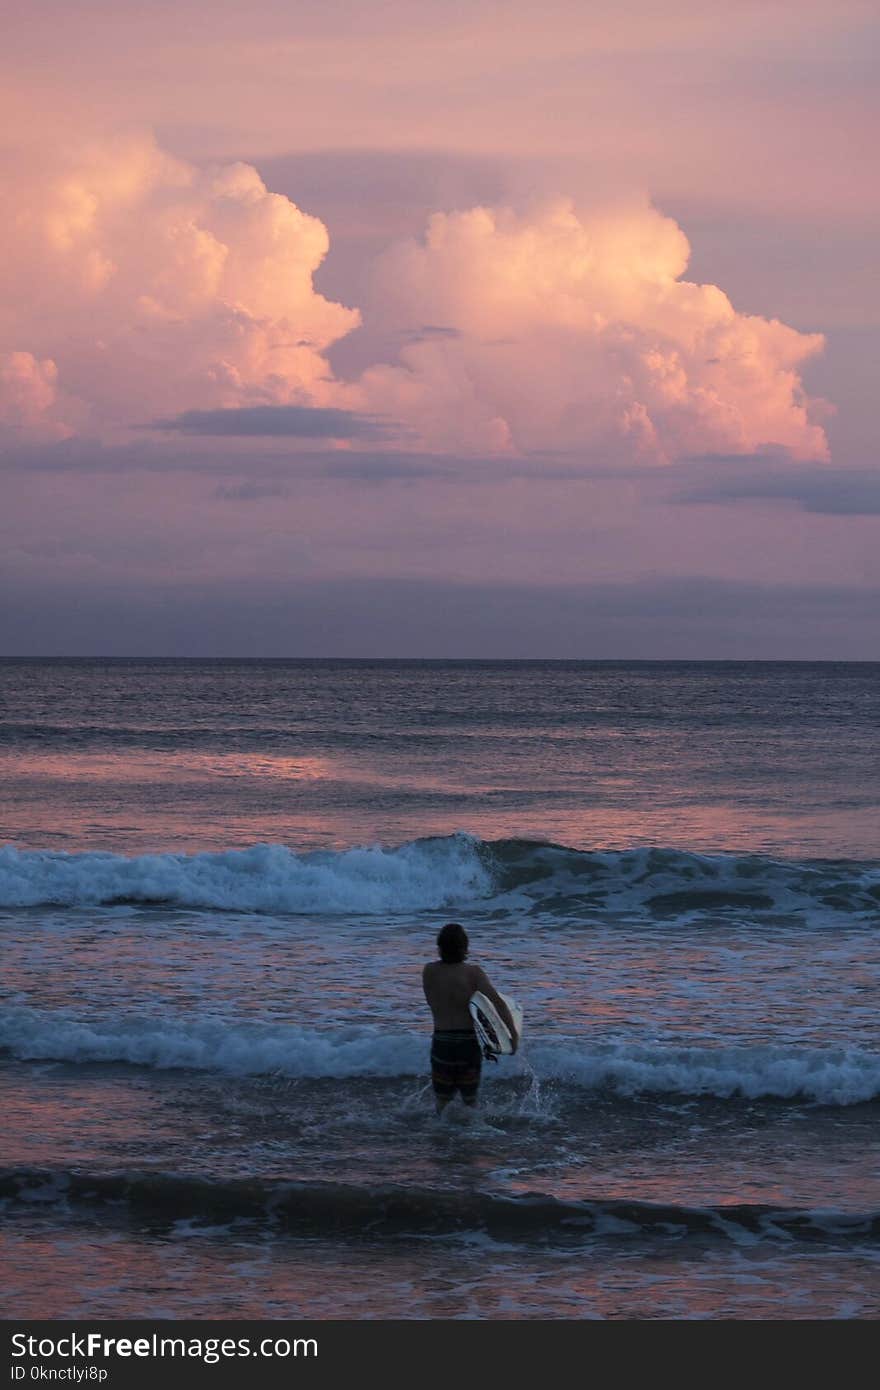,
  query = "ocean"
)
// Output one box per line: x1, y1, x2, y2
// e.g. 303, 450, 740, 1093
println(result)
1, 658, 878, 1319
